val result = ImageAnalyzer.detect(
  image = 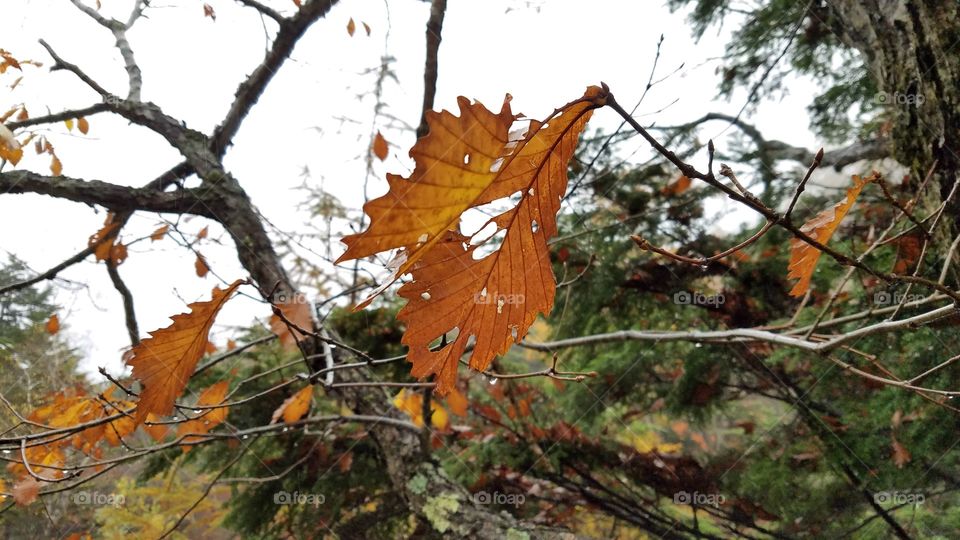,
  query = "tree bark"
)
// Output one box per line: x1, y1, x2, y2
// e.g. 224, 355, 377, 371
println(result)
829, 1, 960, 220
